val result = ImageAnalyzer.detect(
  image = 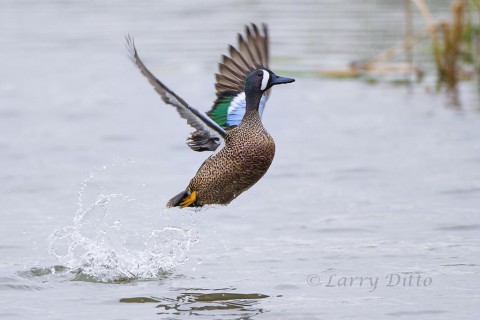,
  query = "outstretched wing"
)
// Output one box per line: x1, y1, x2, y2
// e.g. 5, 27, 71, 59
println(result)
126, 35, 226, 152
207, 23, 270, 128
